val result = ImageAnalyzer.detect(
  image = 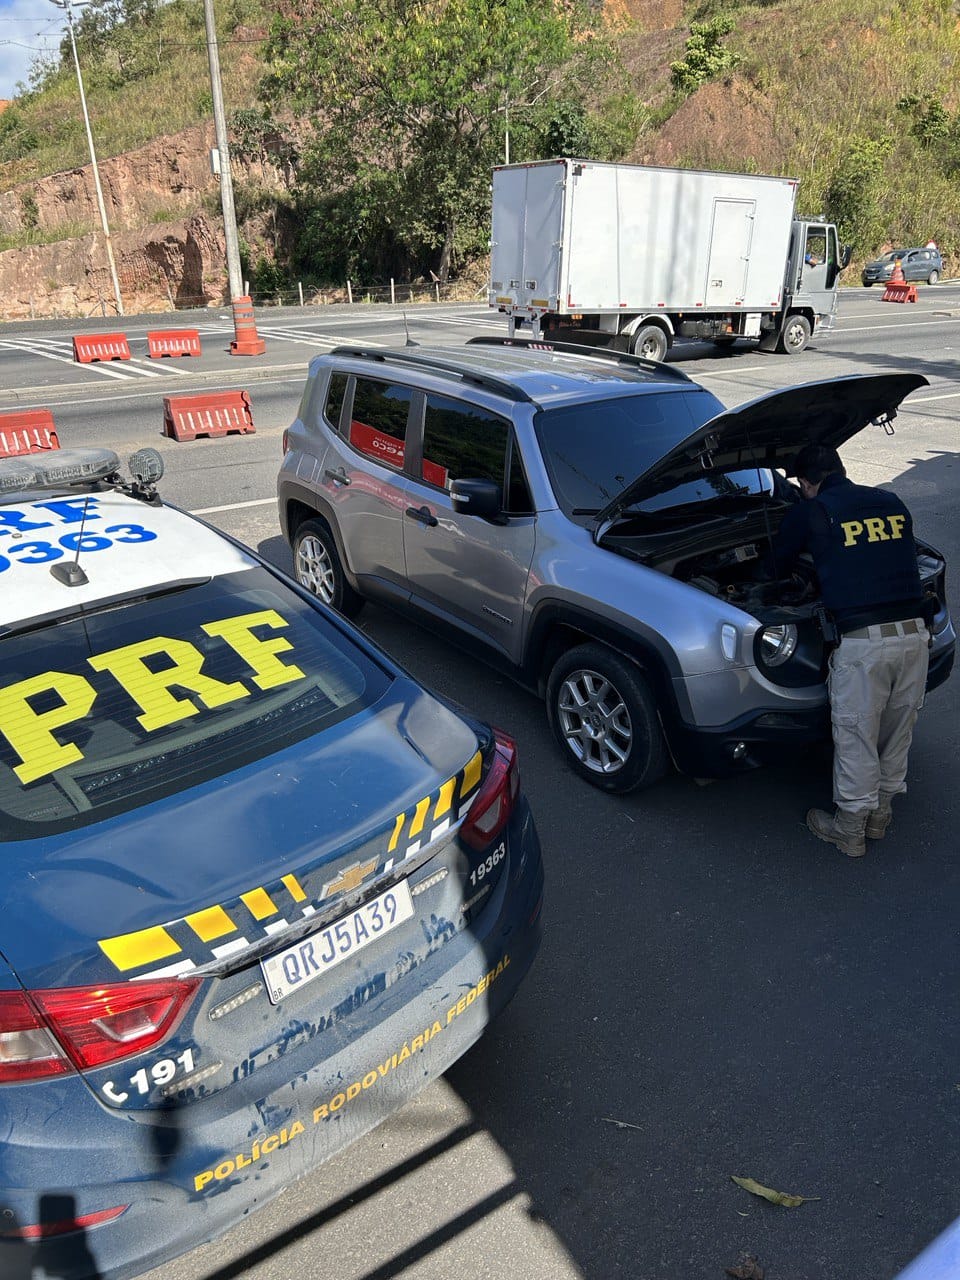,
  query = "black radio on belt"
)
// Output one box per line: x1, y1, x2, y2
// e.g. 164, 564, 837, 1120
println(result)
815, 605, 838, 646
